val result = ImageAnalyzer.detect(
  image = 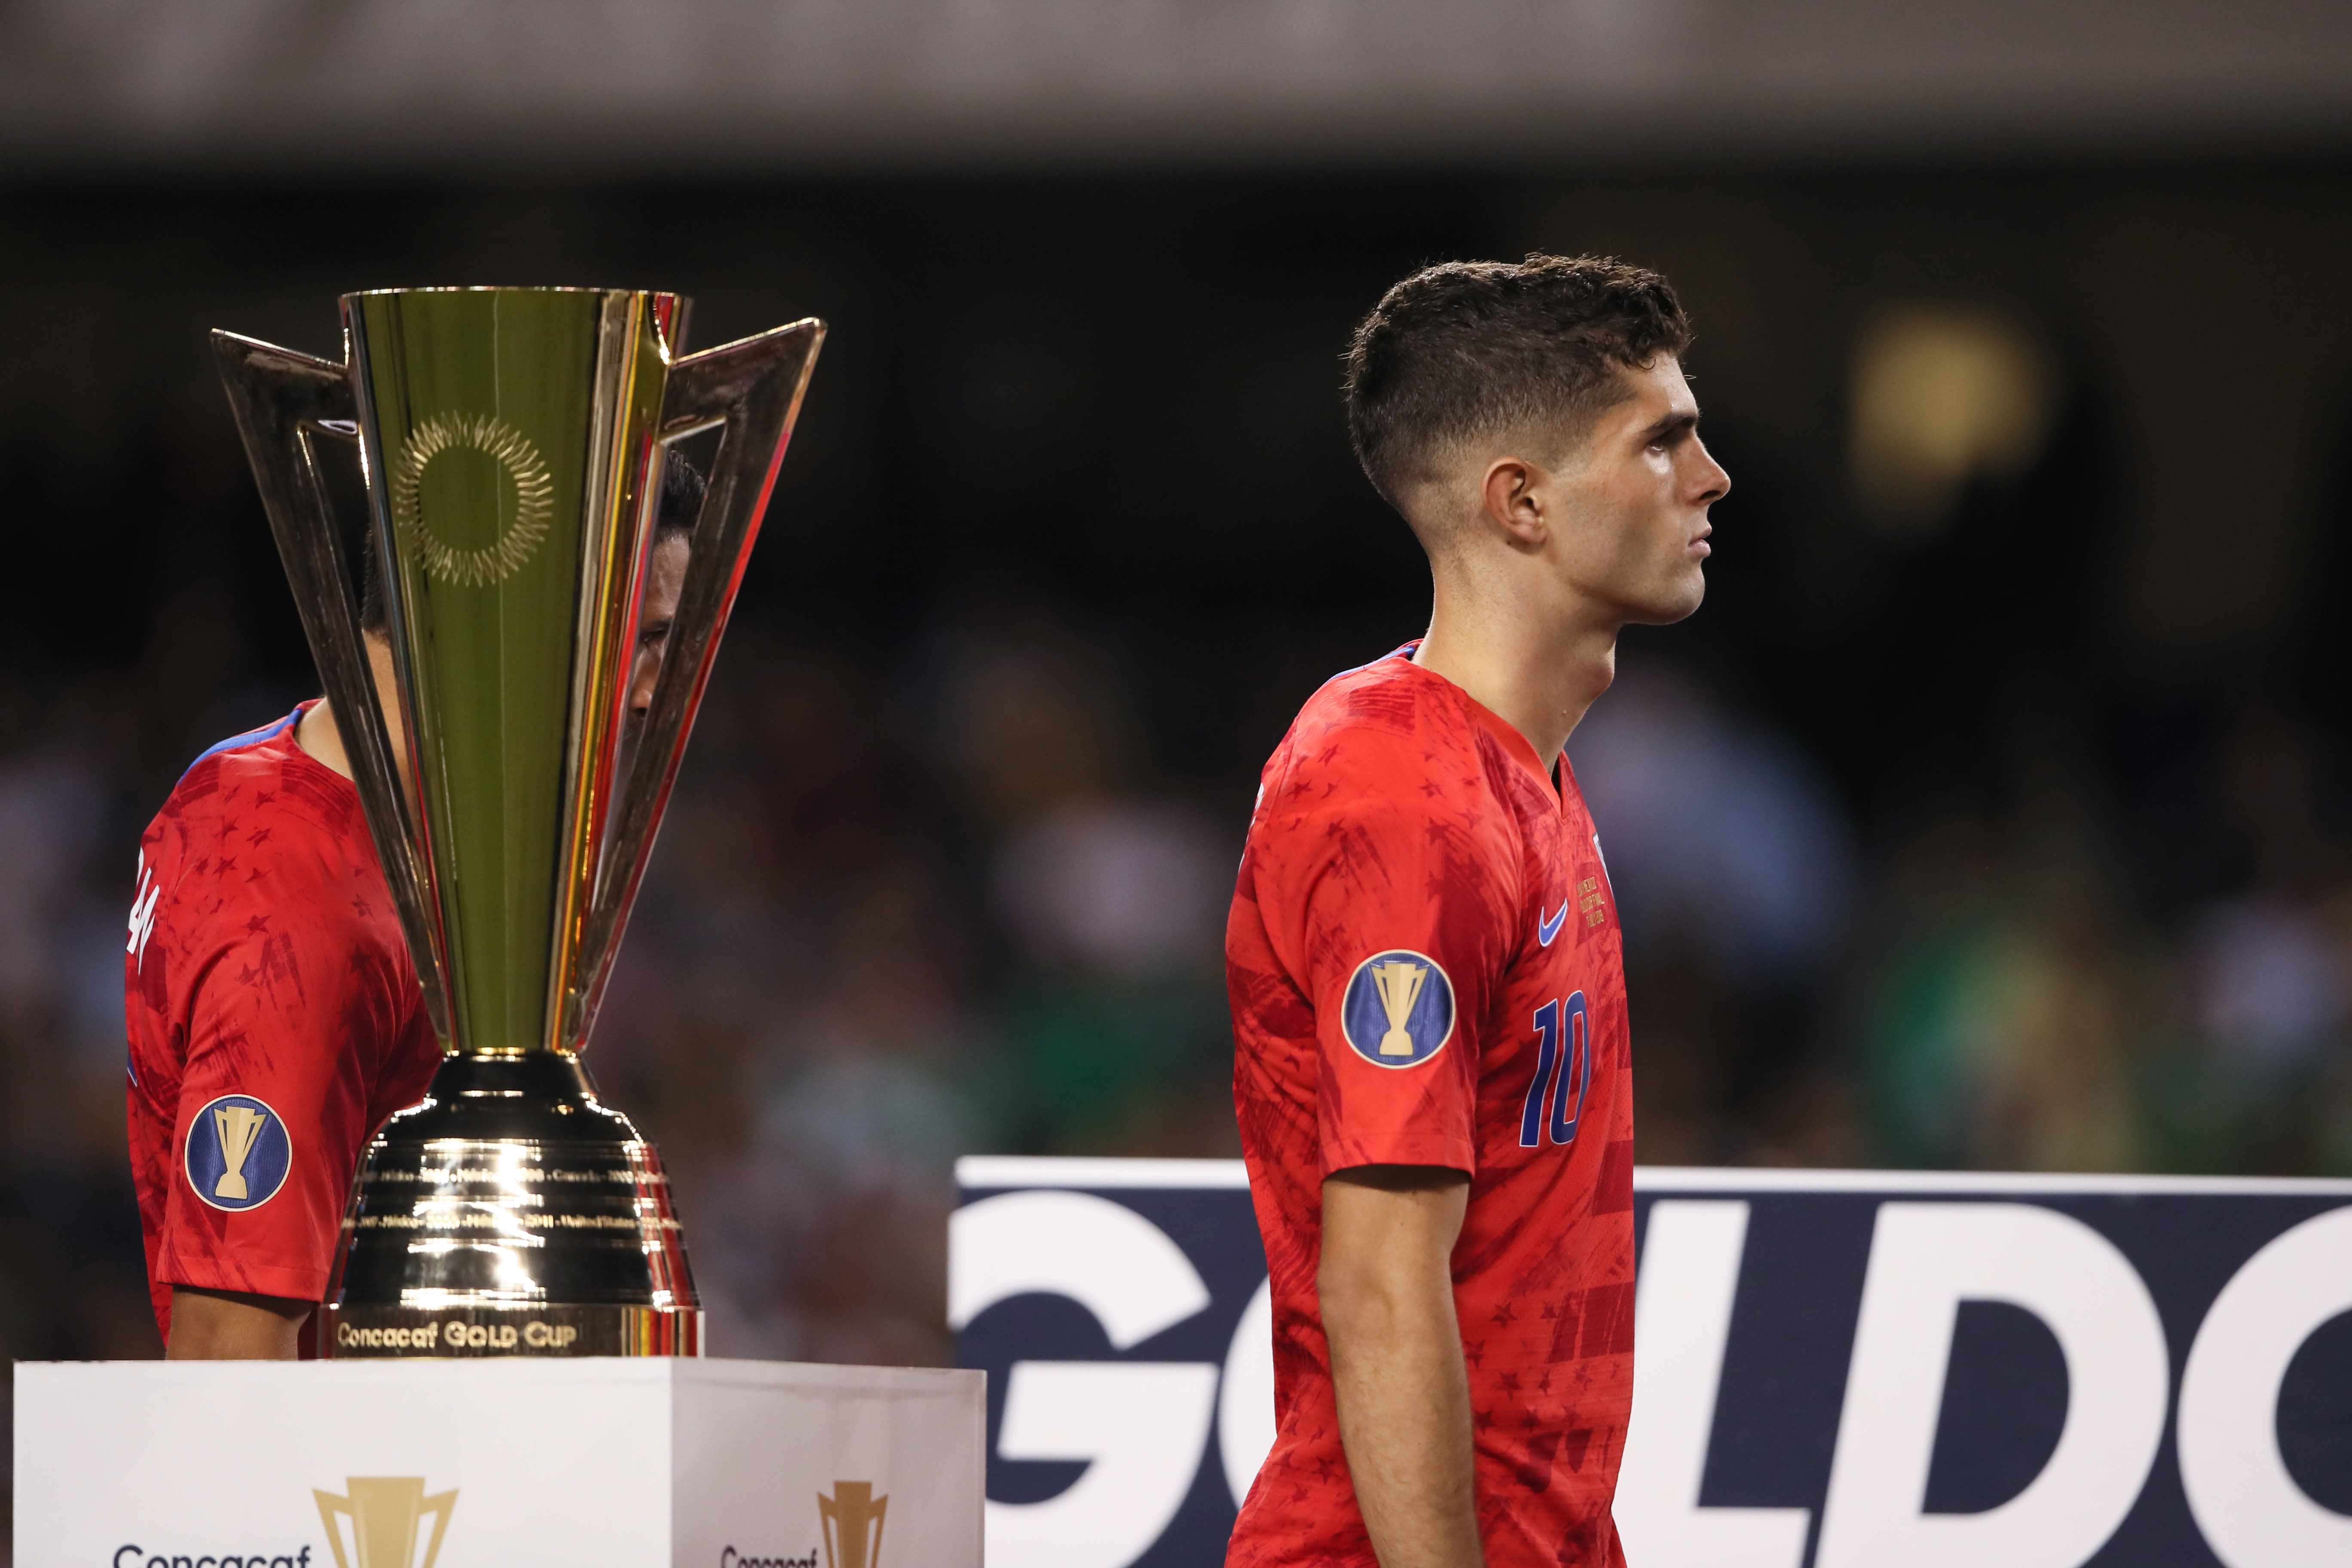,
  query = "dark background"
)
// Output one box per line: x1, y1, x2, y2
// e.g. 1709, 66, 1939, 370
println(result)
6, 155, 2352, 1545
